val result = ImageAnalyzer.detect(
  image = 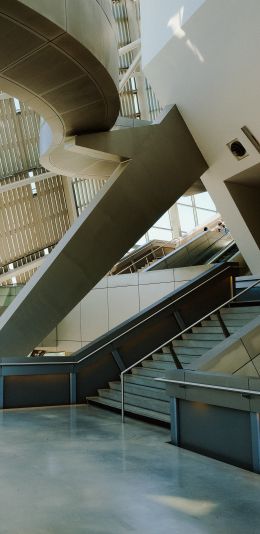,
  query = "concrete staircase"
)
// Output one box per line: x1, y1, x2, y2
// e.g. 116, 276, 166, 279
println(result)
87, 305, 260, 423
